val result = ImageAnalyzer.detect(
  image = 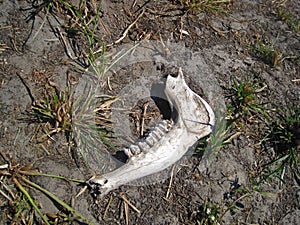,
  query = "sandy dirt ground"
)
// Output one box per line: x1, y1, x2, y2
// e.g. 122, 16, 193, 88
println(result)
0, 0, 299, 224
